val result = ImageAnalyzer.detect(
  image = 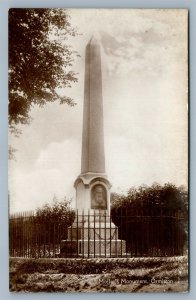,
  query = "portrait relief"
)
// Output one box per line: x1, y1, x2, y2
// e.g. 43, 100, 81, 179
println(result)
91, 184, 107, 210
